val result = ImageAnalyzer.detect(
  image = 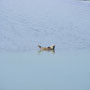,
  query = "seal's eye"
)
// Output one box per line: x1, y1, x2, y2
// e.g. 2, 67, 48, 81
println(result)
48, 47, 50, 48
